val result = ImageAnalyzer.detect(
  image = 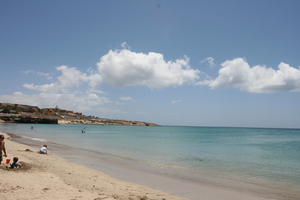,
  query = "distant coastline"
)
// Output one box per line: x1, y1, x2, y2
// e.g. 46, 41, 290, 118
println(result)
0, 102, 158, 126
